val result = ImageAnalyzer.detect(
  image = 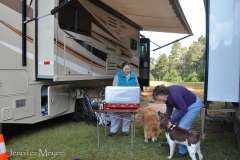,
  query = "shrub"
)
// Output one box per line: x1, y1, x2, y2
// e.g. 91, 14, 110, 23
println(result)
185, 72, 199, 82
